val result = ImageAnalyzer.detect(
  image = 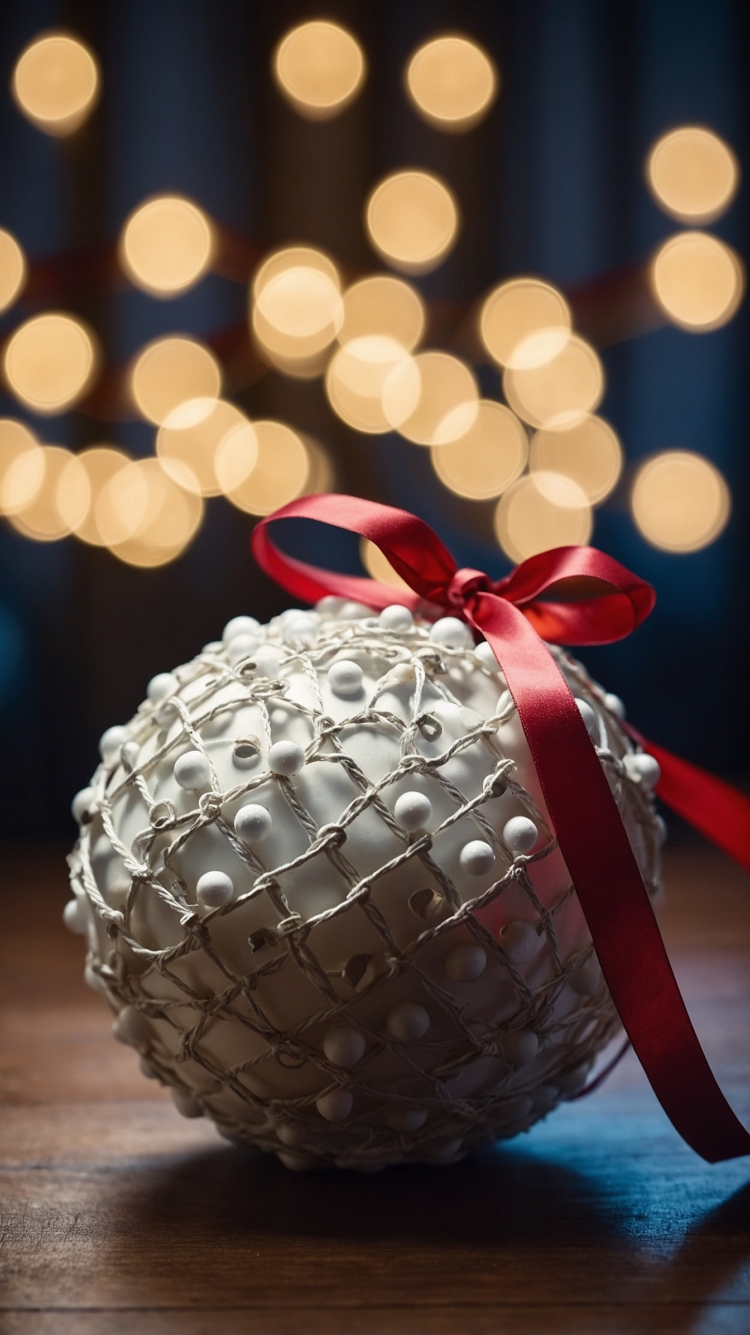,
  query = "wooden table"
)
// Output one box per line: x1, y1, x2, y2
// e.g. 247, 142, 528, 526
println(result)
1, 842, 749, 1334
